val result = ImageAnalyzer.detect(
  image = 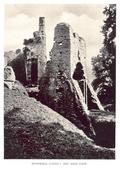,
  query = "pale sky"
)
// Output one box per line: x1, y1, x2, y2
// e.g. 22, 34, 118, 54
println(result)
4, 4, 106, 80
